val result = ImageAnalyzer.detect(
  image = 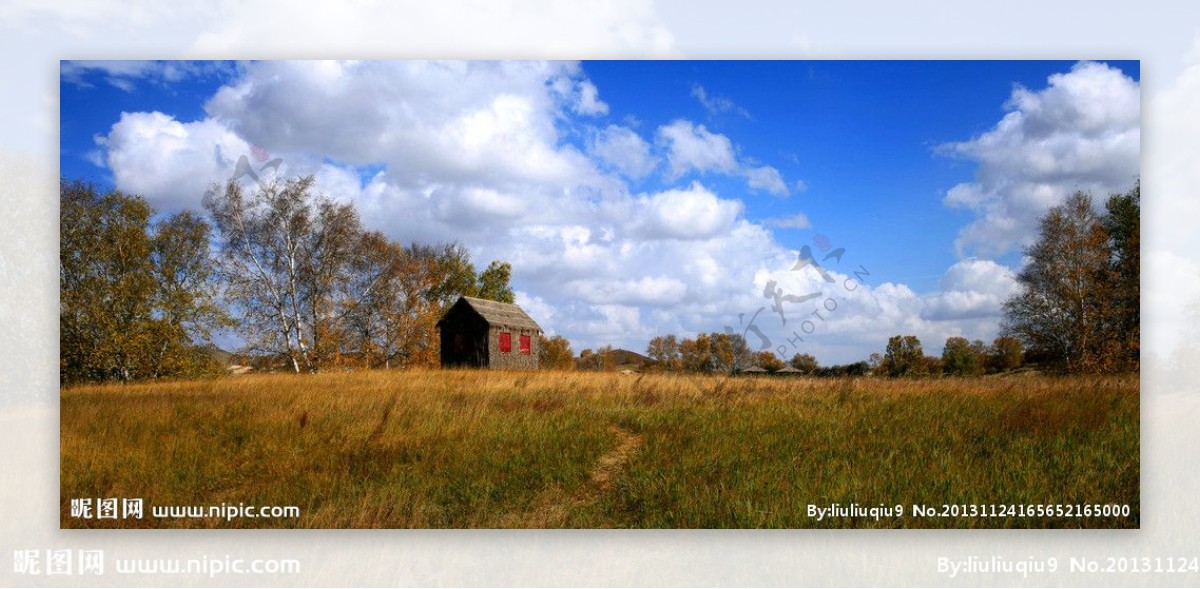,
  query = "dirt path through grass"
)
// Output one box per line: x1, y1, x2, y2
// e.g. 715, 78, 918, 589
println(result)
508, 425, 644, 528
366, 393, 399, 445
